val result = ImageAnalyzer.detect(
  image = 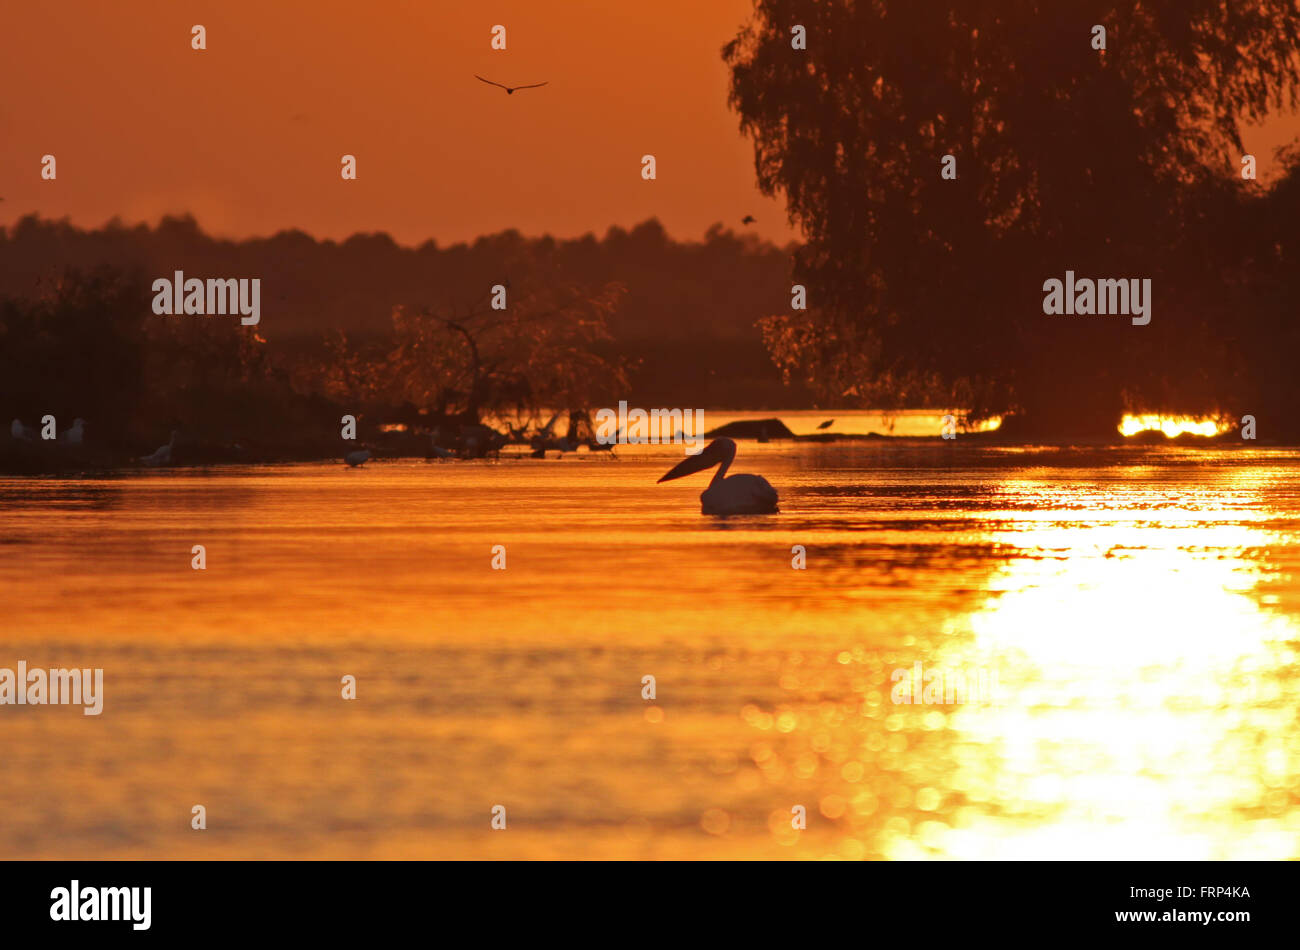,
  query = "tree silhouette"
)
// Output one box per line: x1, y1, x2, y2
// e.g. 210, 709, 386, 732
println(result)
311, 281, 629, 429
726, 1, 1300, 434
